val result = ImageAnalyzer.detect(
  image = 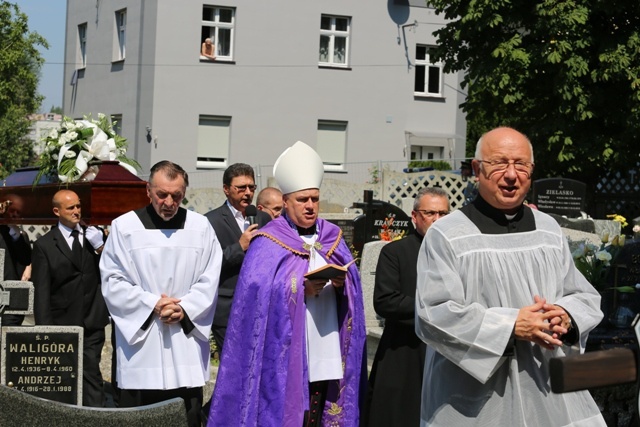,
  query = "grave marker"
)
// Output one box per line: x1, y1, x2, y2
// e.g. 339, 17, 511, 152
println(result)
1, 326, 83, 405
533, 178, 586, 217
